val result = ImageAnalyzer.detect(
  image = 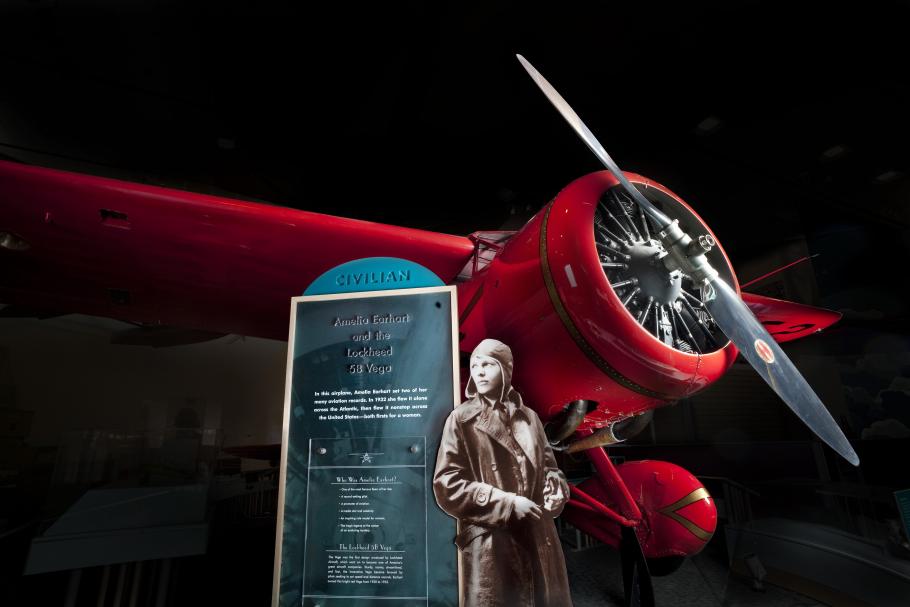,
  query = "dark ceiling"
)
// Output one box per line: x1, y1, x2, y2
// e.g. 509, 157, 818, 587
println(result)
0, 1, 907, 321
